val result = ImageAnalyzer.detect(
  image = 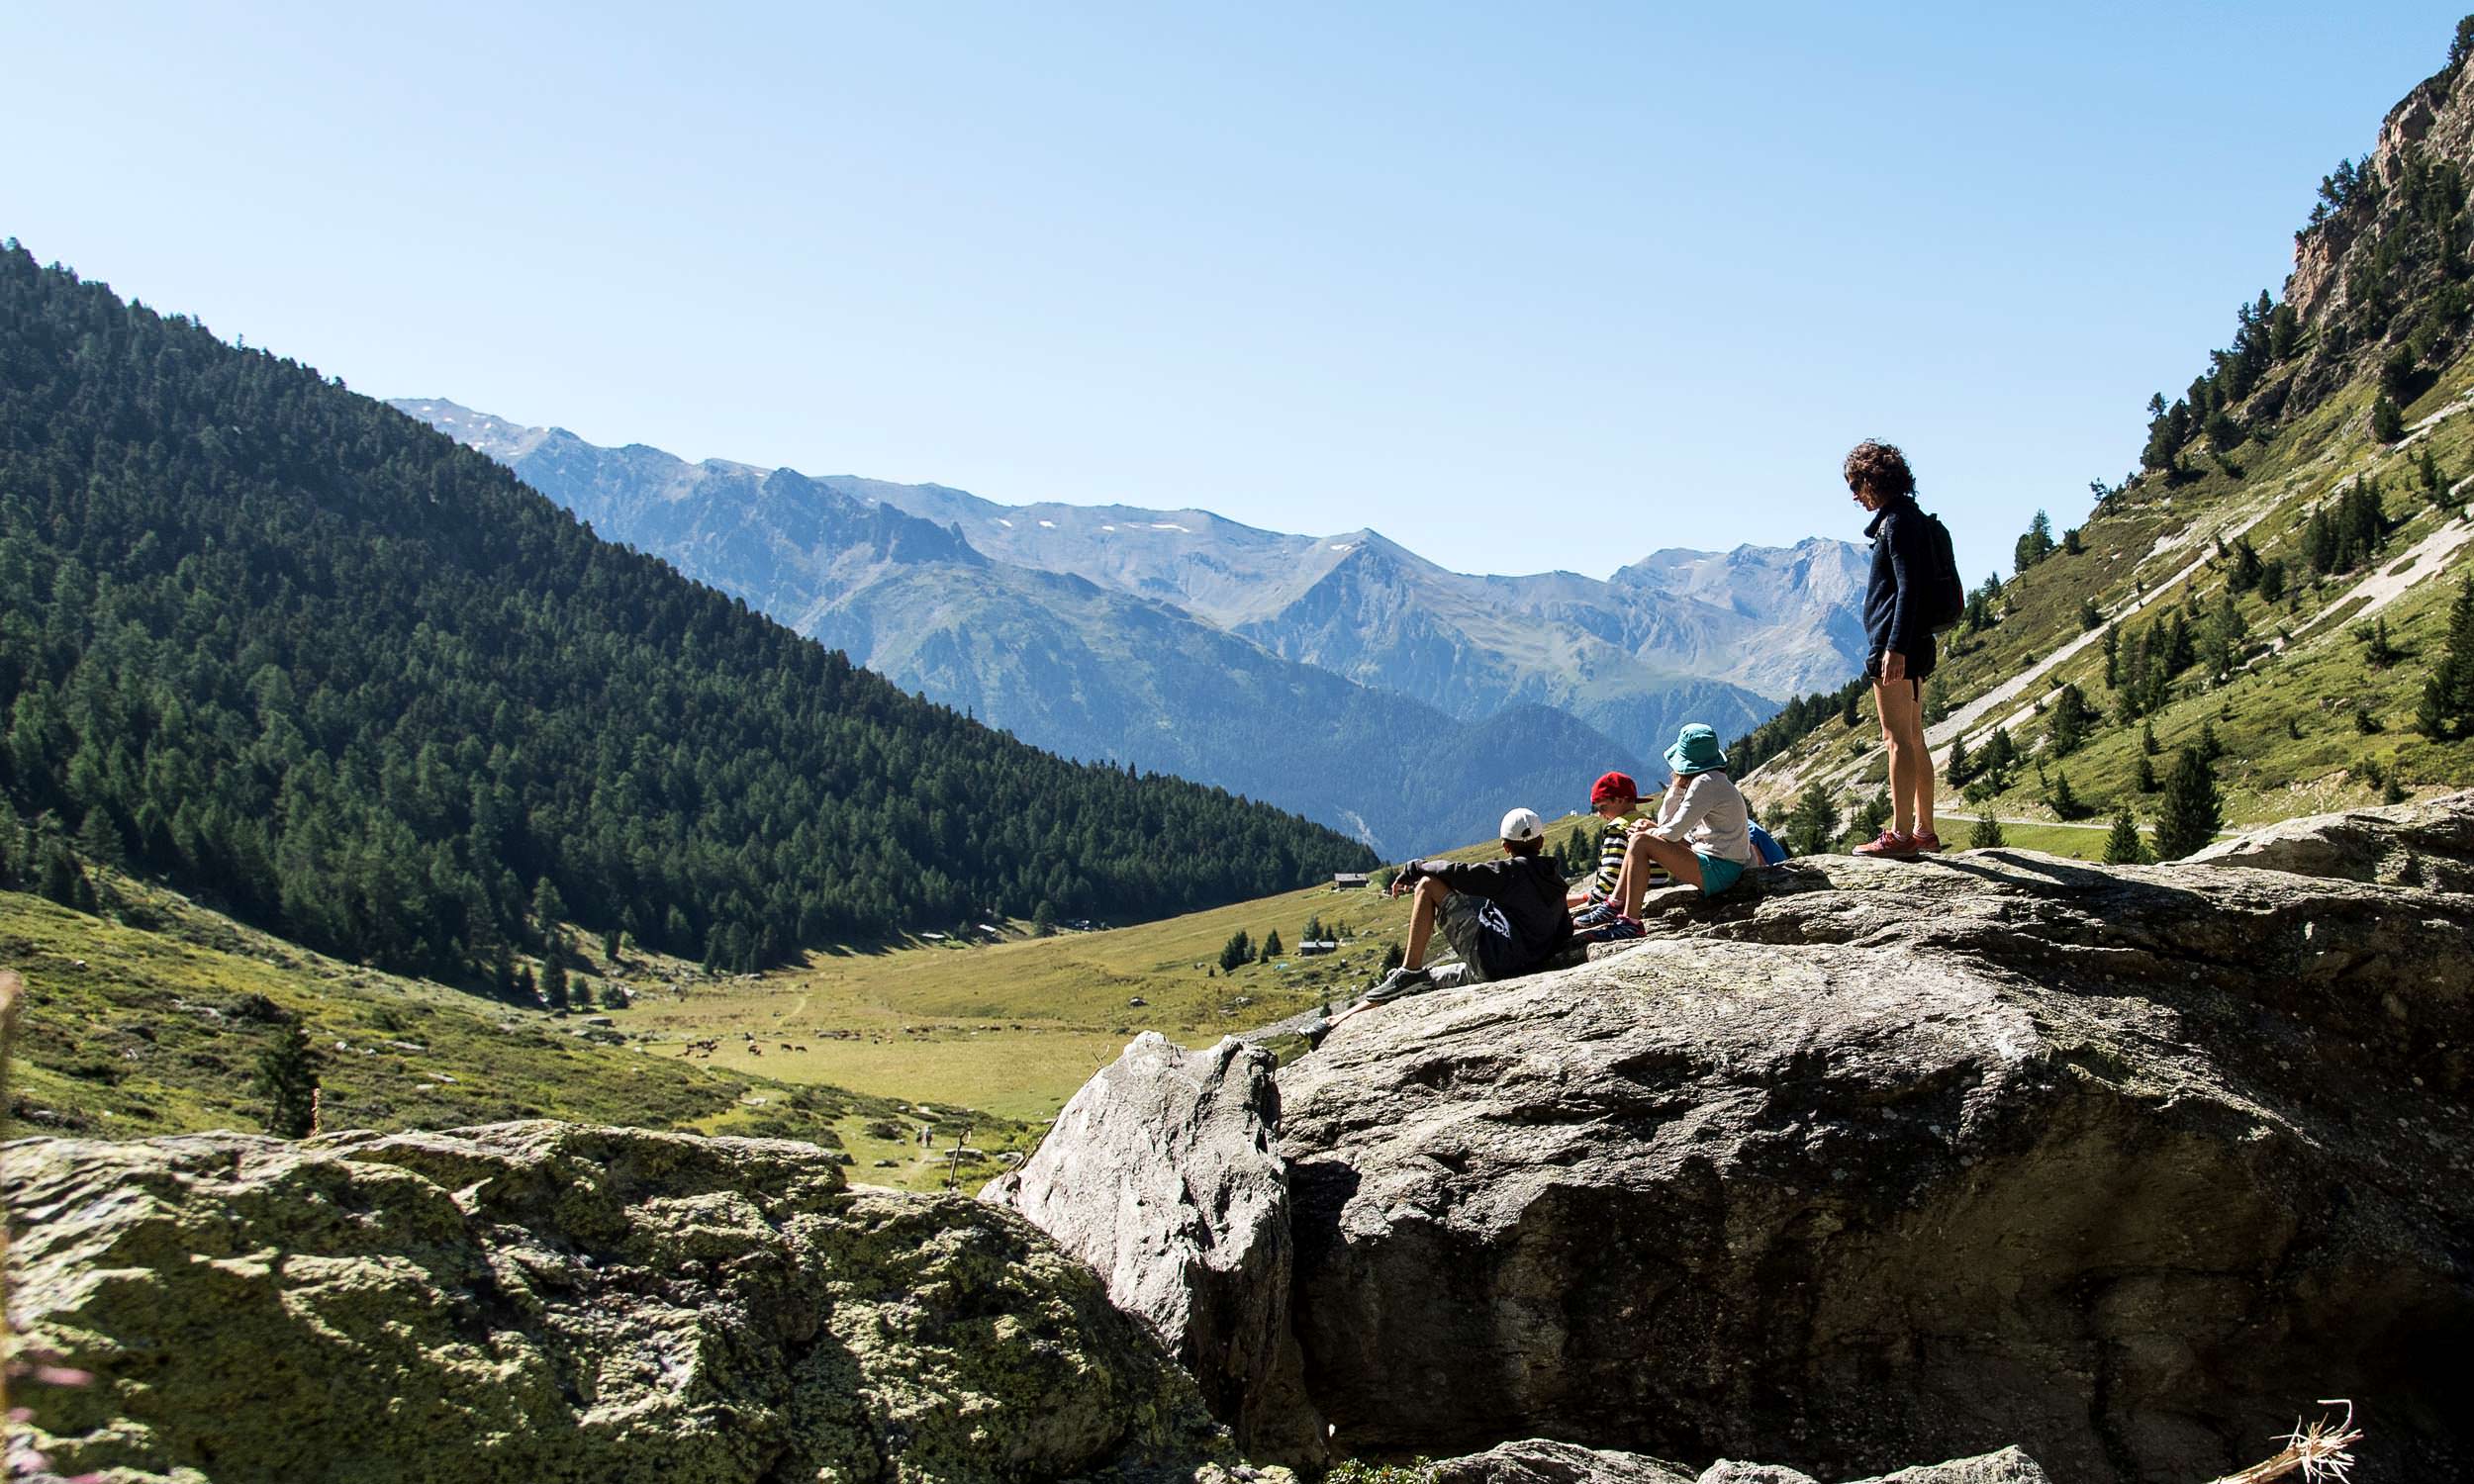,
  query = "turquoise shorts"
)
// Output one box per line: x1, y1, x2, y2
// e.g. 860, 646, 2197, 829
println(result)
1694, 853, 1747, 895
